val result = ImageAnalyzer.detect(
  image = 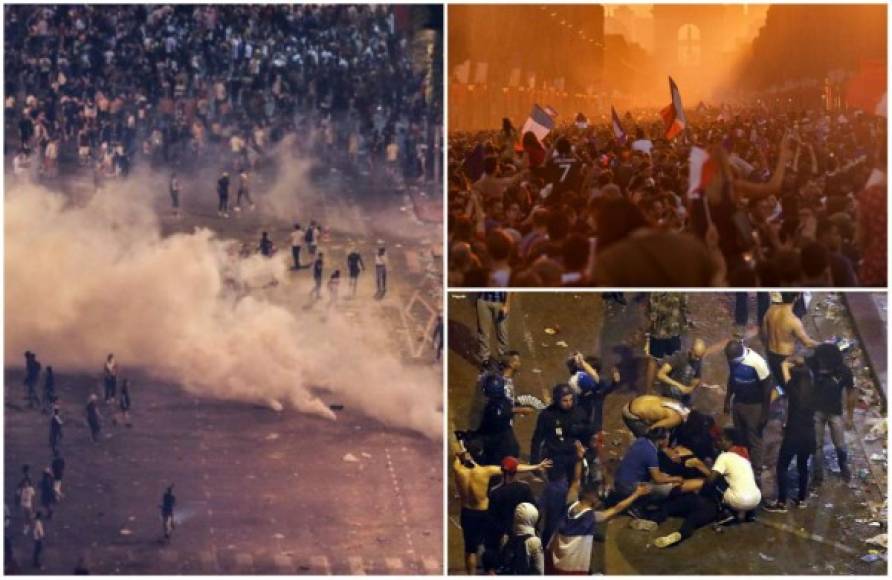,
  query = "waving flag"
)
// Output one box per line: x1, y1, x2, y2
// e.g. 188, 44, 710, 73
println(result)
660, 76, 687, 140
611, 106, 627, 144
519, 104, 556, 144
688, 146, 718, 198
543, 105, 559, 119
